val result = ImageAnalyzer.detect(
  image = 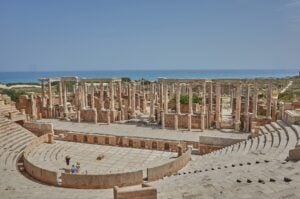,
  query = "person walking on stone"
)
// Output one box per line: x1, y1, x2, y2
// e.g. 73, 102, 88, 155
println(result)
71, 164, 77, 174
76, 162, 80, 173
65, 155, 71, 166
